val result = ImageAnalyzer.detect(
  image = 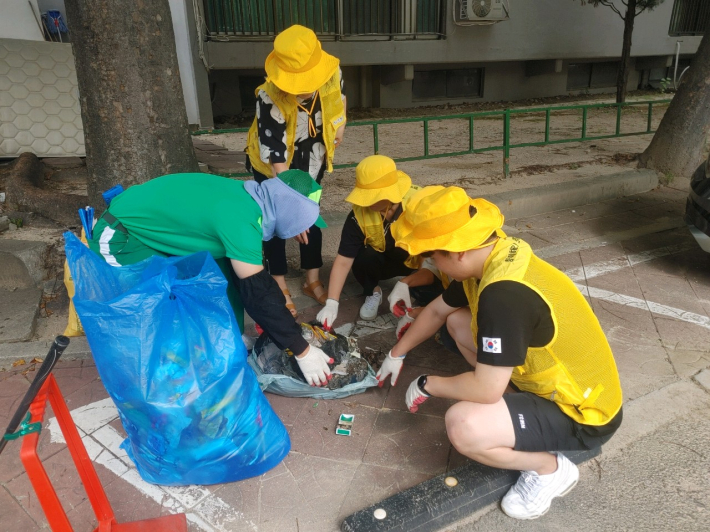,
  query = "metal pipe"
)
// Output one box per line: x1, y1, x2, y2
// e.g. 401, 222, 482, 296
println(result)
674, 40, 682, 89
